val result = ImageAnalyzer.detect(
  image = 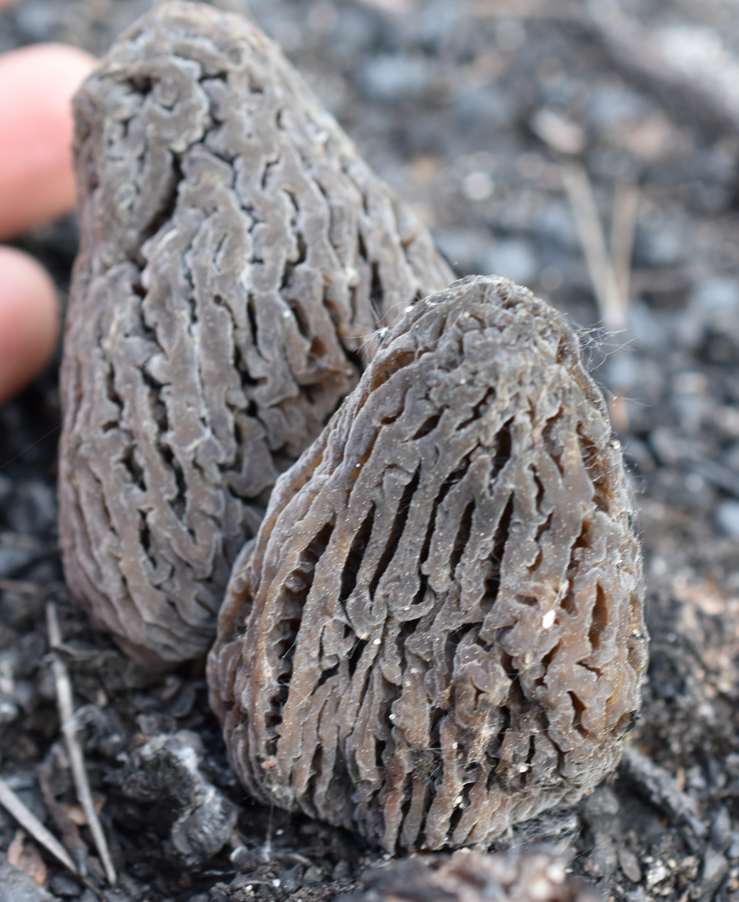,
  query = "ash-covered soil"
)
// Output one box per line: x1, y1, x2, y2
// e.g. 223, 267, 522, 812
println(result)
2, 1, 739, 901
